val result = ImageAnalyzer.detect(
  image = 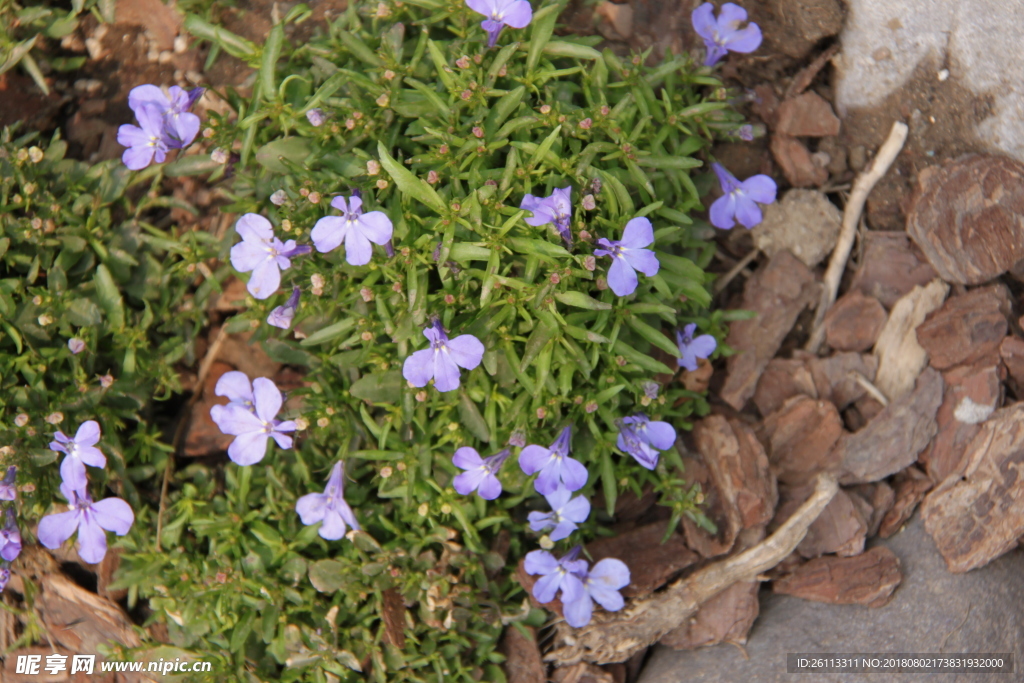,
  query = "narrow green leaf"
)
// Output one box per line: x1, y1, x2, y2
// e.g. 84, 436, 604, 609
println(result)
93, 265, 124, 329
377, 142, 446, 214
299, 318, 356, 346
526, 3, 560, 72
350, 371, 403, 403
626, 316, 680, 357
338, 30, 383, 67
261, 24, 284, 101
613, 339, 675, 374
459, 392, 491, 442
184, 15, 257, 59
601, 451, 617, 516
554, 291, 611, 310
542, 41, 601, 60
